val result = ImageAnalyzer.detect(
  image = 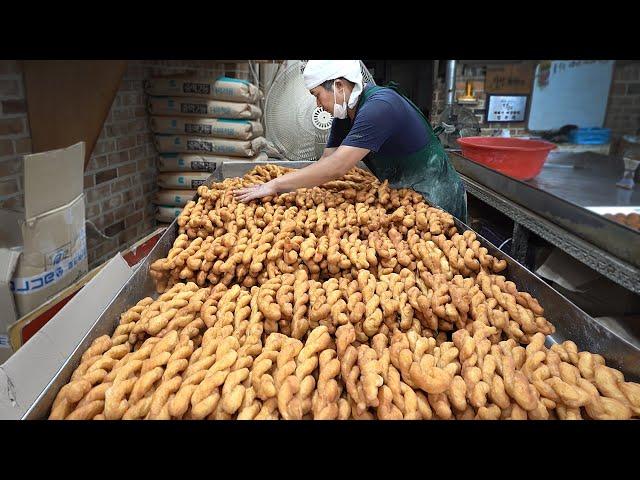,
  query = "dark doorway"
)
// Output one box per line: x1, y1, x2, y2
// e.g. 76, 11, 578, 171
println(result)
362, 60, 435, 119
